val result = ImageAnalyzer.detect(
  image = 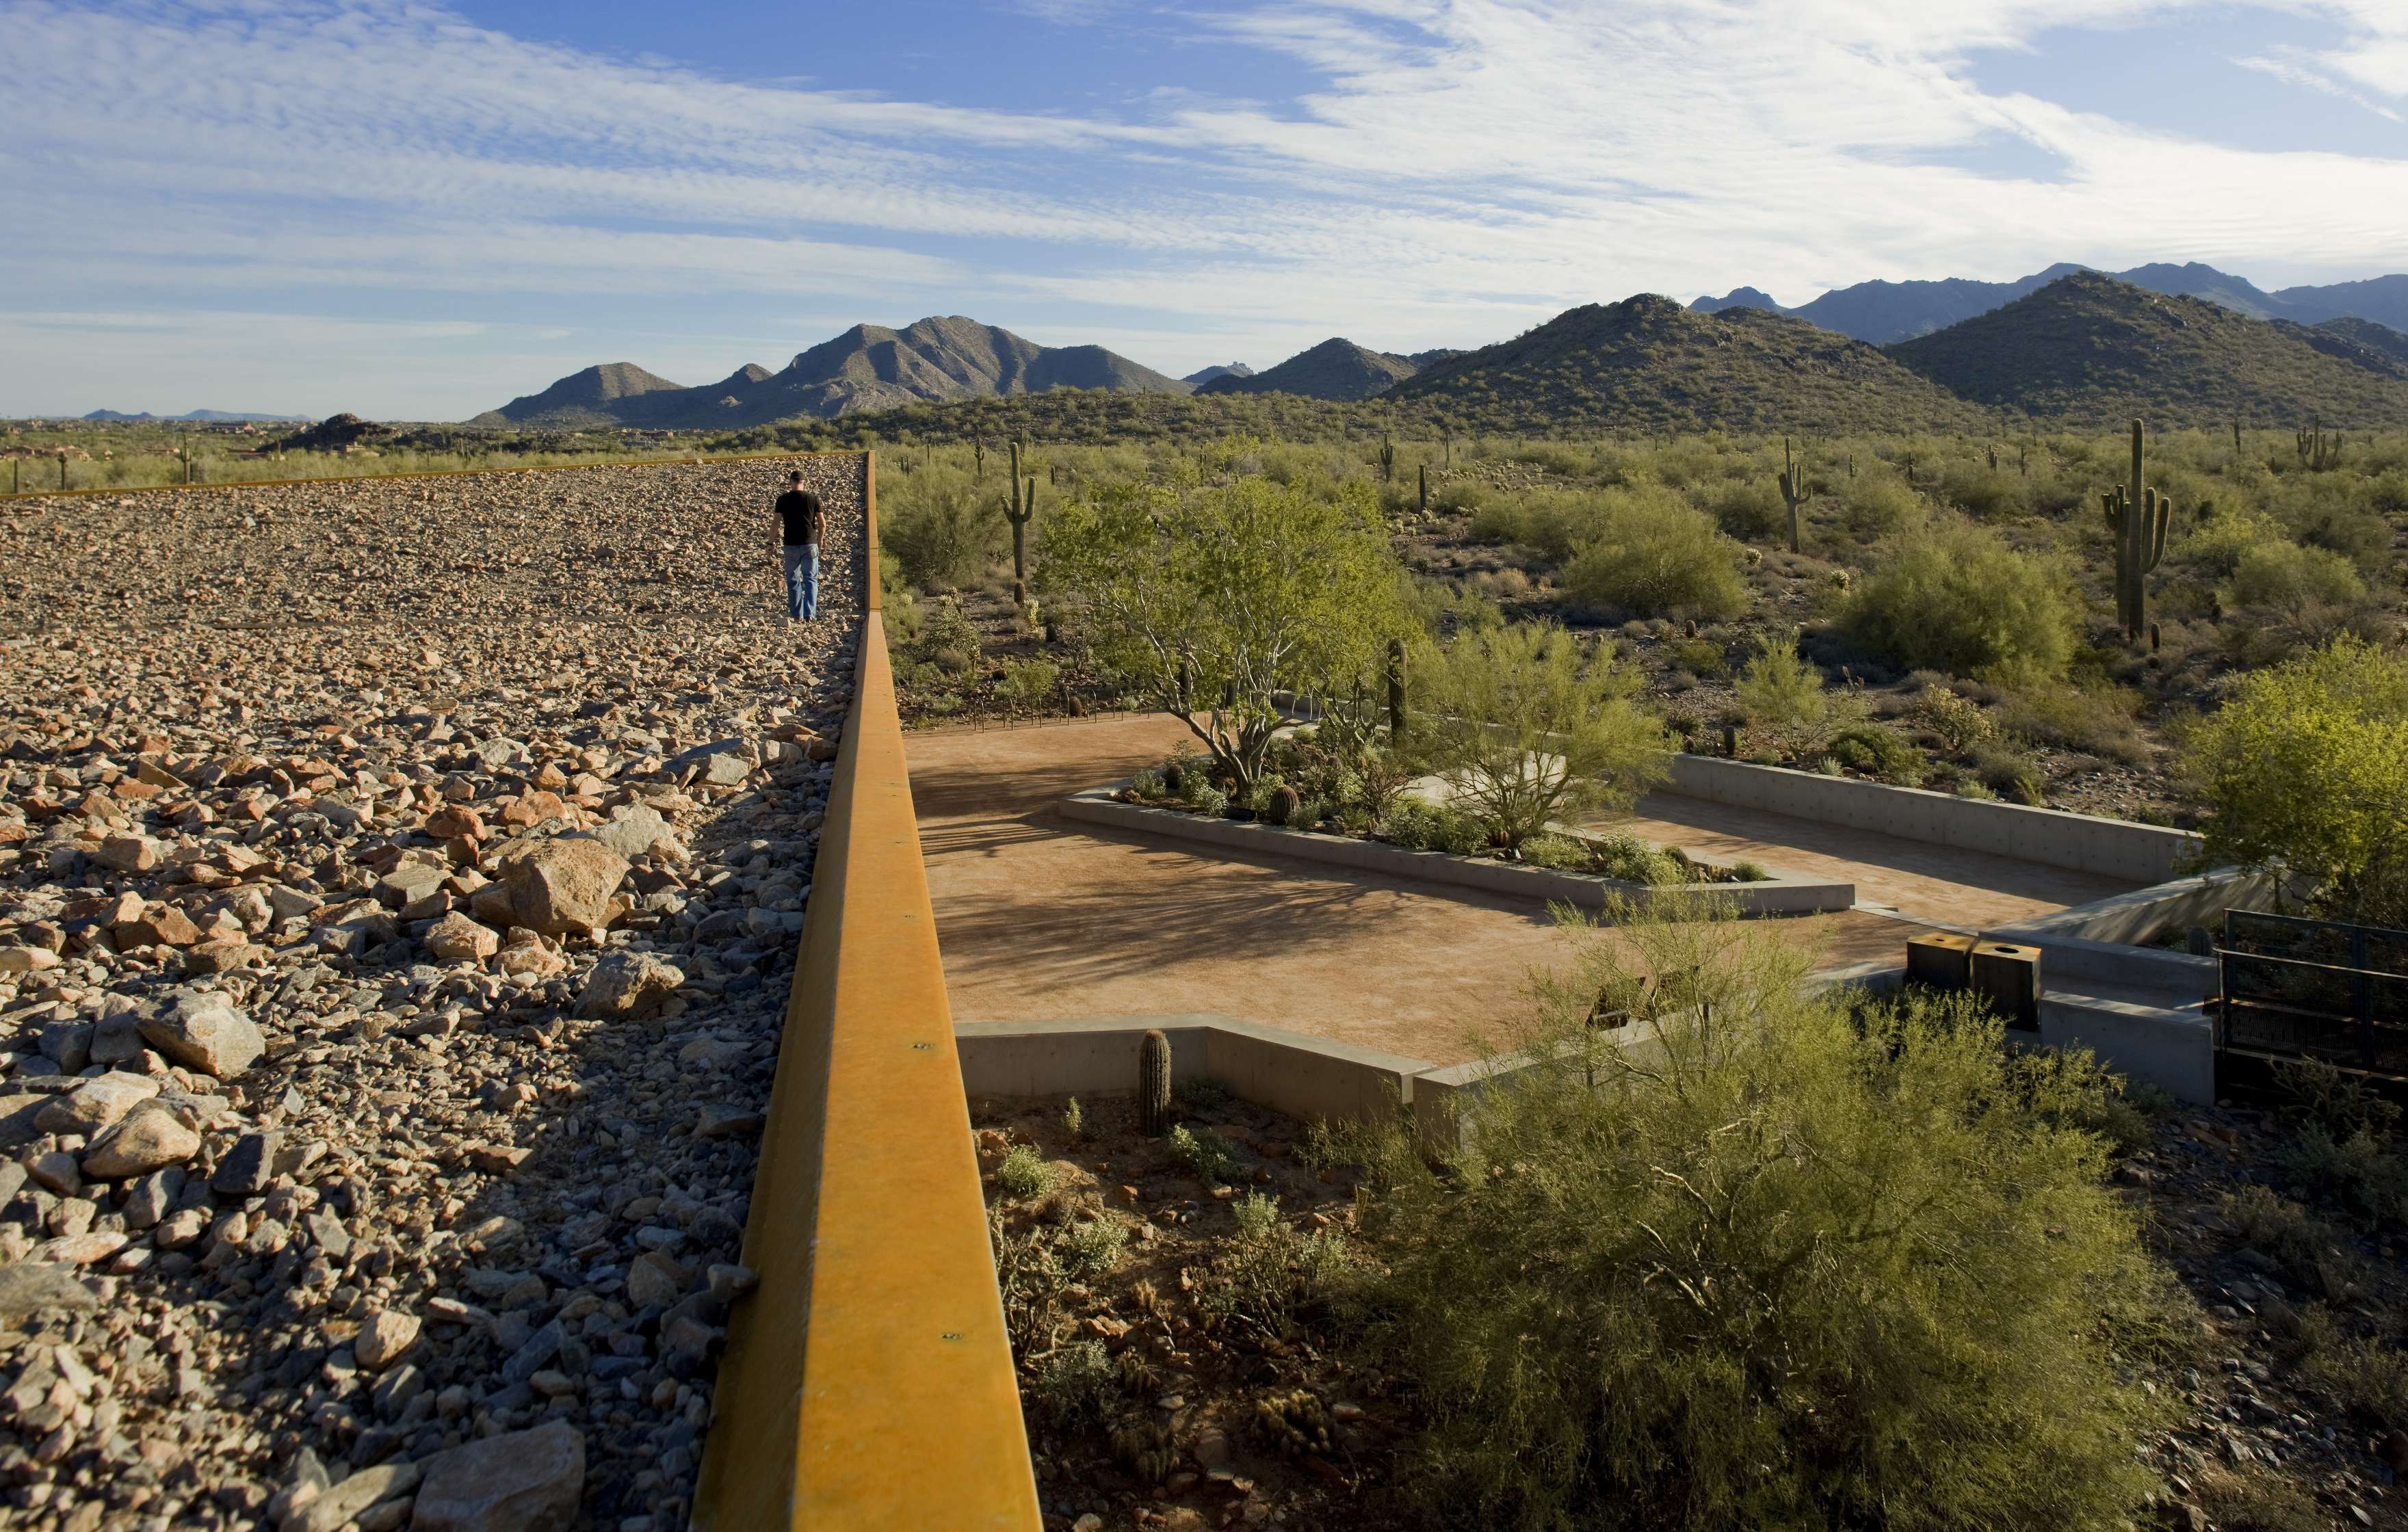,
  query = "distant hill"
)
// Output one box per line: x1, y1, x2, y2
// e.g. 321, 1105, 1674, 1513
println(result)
472, 317, 1188, 427
1196, 338, 1417, 401
1884, 272, 2408, 425
82, 408, 311, 423
473, 362, 691, 429
1385, 295, 1992, 433
2314, 317, 2408, 369
1694, 261, 2408, 343
1183, 363, 1253, 386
